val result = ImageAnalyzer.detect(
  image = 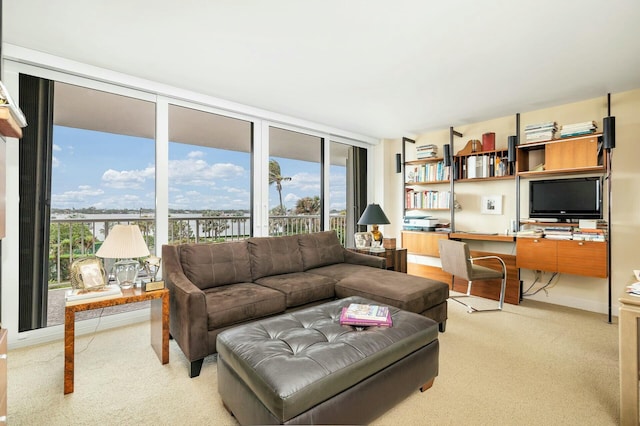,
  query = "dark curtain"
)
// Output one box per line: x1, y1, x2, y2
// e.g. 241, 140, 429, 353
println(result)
354, 146, 367, 232
18, 74, 54, 331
